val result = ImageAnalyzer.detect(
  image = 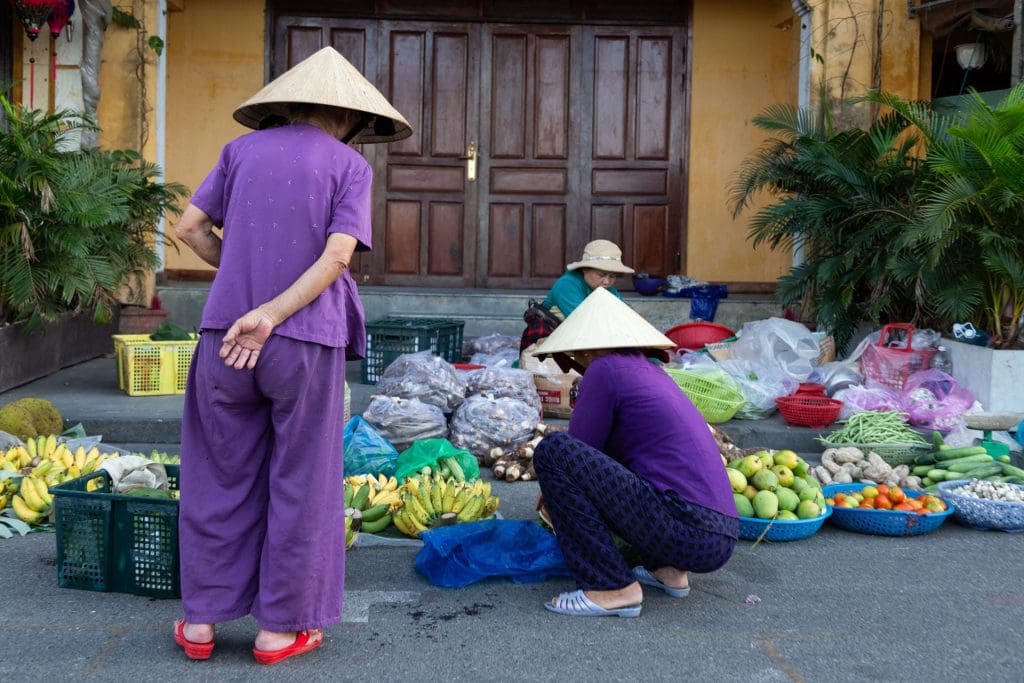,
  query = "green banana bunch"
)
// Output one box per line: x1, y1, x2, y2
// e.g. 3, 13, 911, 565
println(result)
343, 475, 397, 535
145, 450, 181, 465
415, 456, 468, 483
390, 475, 500, 538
